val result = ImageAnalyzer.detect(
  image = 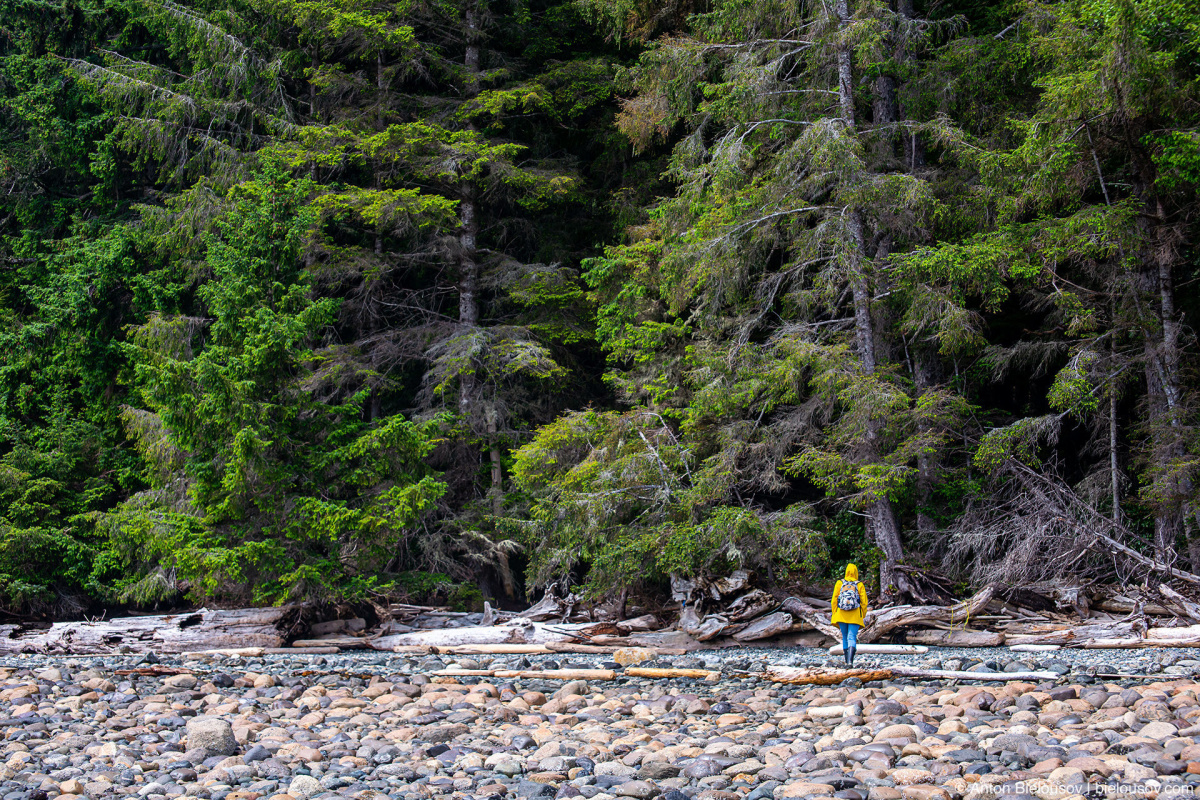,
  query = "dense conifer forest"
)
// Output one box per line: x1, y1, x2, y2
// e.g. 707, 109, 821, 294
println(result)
0, 0, 1197, 616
